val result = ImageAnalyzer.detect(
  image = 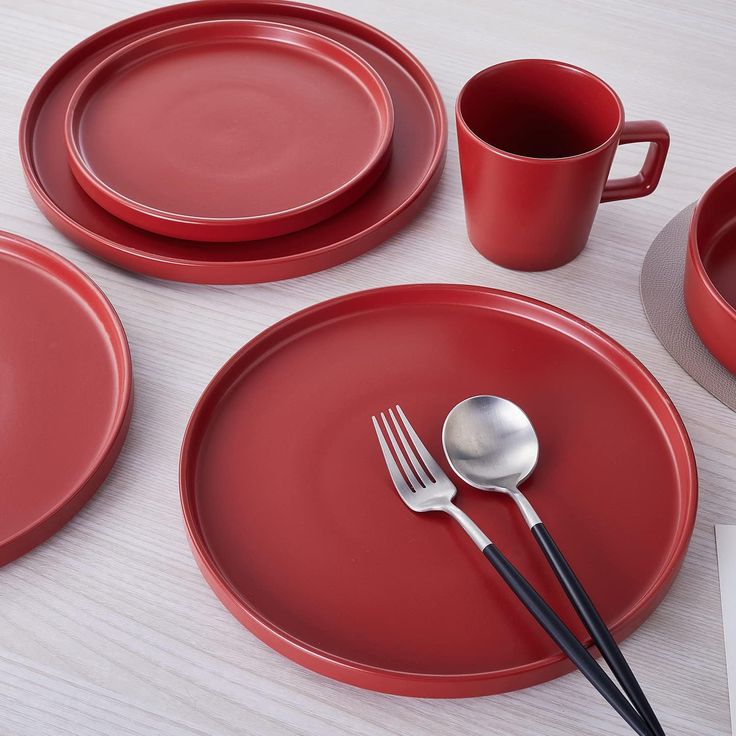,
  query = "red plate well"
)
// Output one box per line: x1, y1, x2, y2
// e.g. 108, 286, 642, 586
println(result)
21, 1, 446, 282
180, 284, 696, 697
0, 232, 132, 565
65, 20, 394, 242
